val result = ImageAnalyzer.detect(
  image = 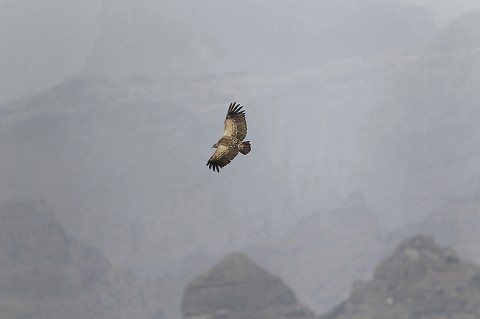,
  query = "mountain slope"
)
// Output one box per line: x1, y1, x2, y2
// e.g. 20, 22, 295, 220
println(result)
0, 199, 163, 319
